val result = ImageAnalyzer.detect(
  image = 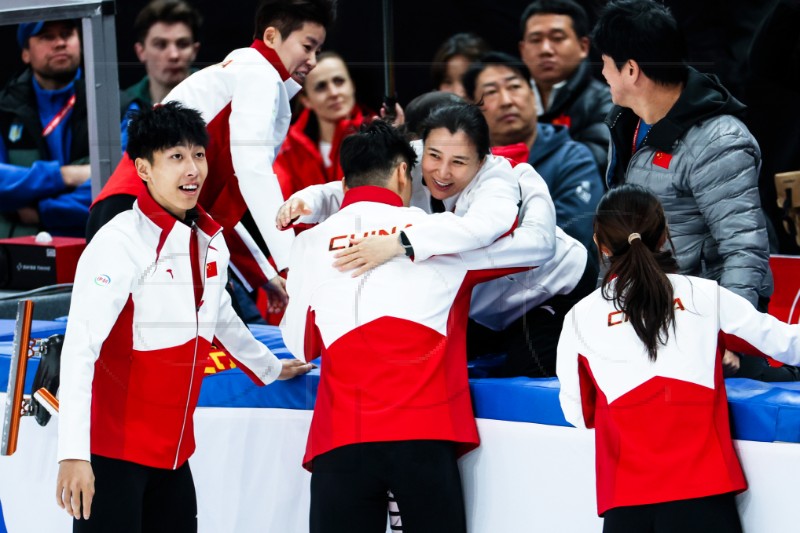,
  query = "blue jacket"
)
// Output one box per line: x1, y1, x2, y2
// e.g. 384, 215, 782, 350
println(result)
0, 68, 91, 237
528, 123, 602, 252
